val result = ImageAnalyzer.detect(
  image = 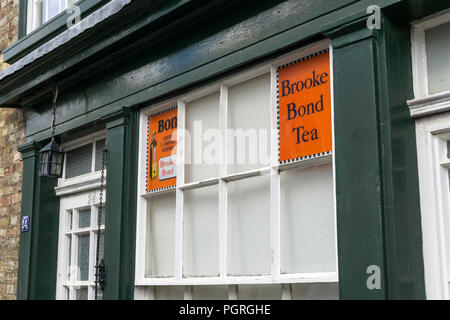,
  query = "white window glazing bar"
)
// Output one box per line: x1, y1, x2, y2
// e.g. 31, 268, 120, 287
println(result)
219, 84, 228, 278
135, 41, 337, 290
270, 65, 281, 277
329, 44, 339, 275
174, 100, 186, 279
